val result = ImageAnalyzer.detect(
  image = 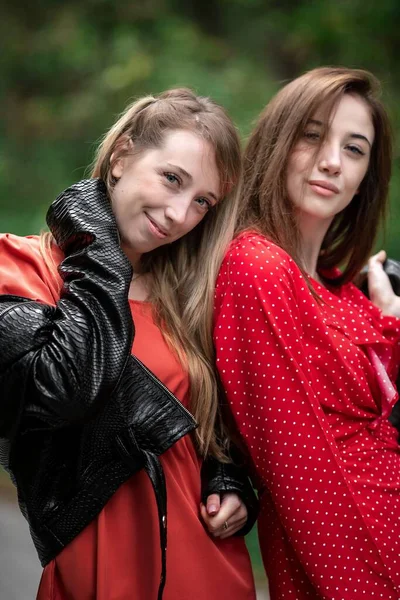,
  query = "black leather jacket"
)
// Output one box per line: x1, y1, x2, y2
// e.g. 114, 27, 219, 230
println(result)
0, 180, 257, 598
